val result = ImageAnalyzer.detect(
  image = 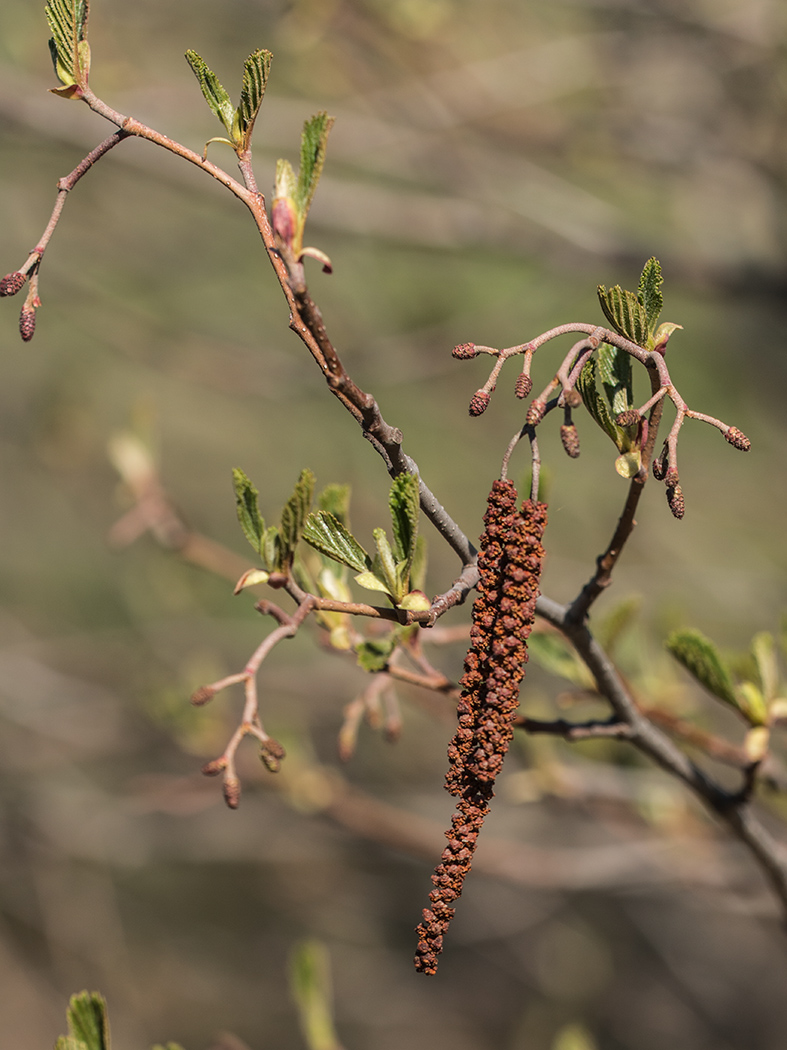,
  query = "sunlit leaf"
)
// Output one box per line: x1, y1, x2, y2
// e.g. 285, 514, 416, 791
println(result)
353, 570, 394, 597
576, 356, 621, 448
233, 567, 270, 594
355, 635, 397, 673
46, 0, 90, 92
295, 112, 335, 219
184, 50, 235, 136
318, 483, 351, 526
751, 631, 779, 701
237, 48, 273, 150
736, 681, 769, 727
55, 992, 110, 1050
528, 632, 591, 687
389, 473, 419, 571
596, 342, 633, 417
637, 256, 663, 335
232, 467, 265, 554
279, 468, 315, 566
303, 512, 369, 573
666, 629, 738, 709
597, 283, 649, 345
